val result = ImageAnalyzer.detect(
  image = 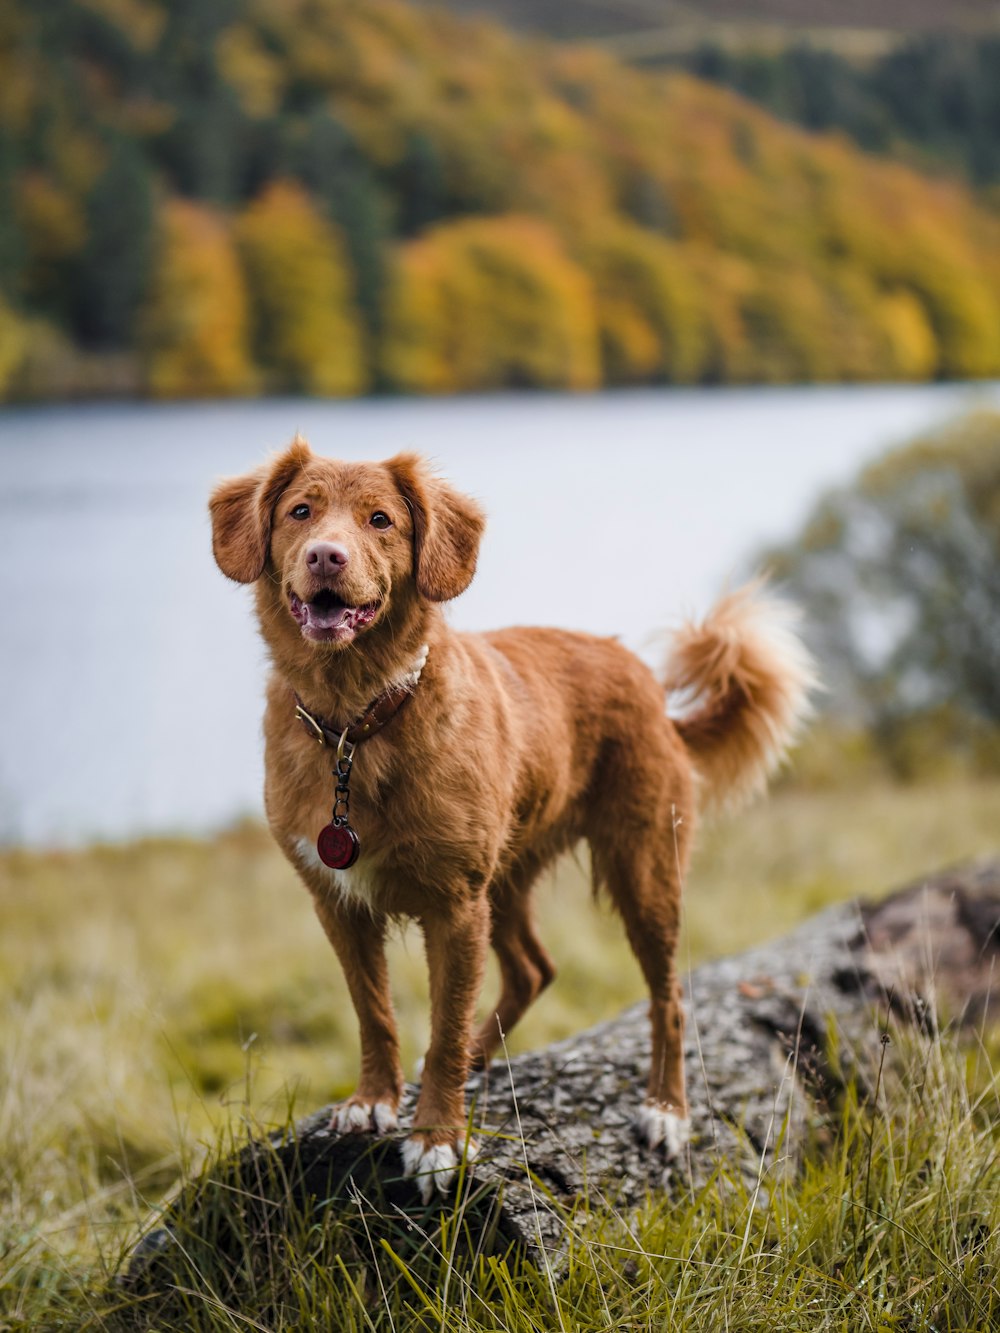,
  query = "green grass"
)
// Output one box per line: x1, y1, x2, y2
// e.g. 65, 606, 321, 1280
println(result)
2, 776, 999, 1329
